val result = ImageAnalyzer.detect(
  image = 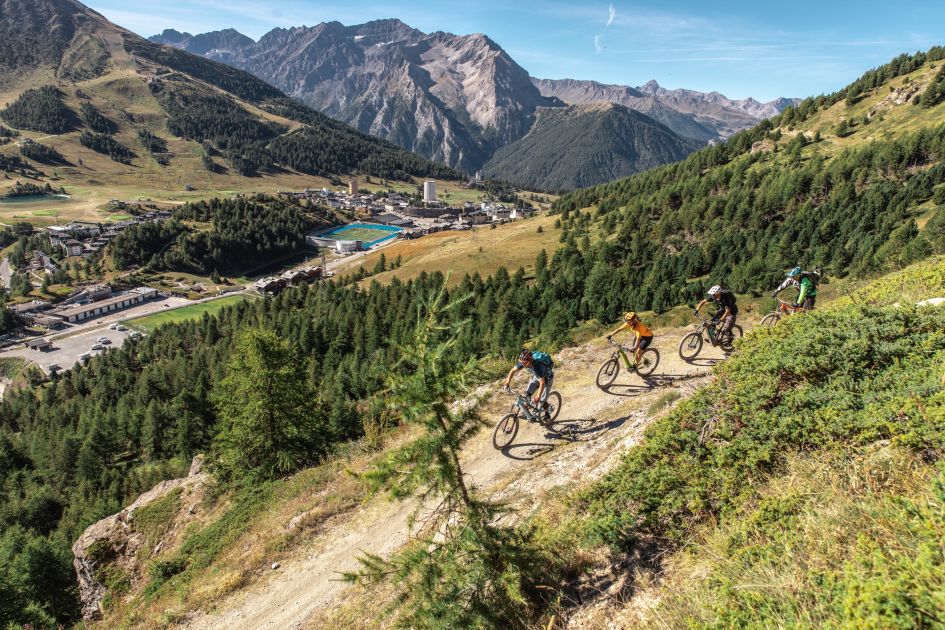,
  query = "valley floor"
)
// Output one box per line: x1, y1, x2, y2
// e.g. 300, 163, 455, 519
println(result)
176, 325, 730, 629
